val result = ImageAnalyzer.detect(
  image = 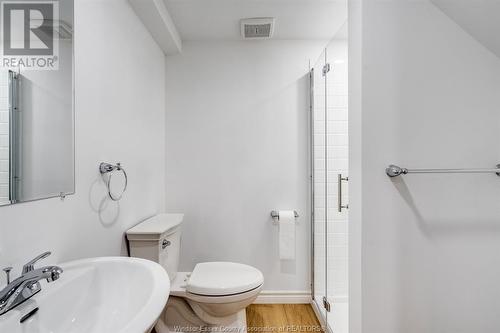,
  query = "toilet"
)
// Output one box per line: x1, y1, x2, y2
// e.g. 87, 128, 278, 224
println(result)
126, 214, 264, 333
